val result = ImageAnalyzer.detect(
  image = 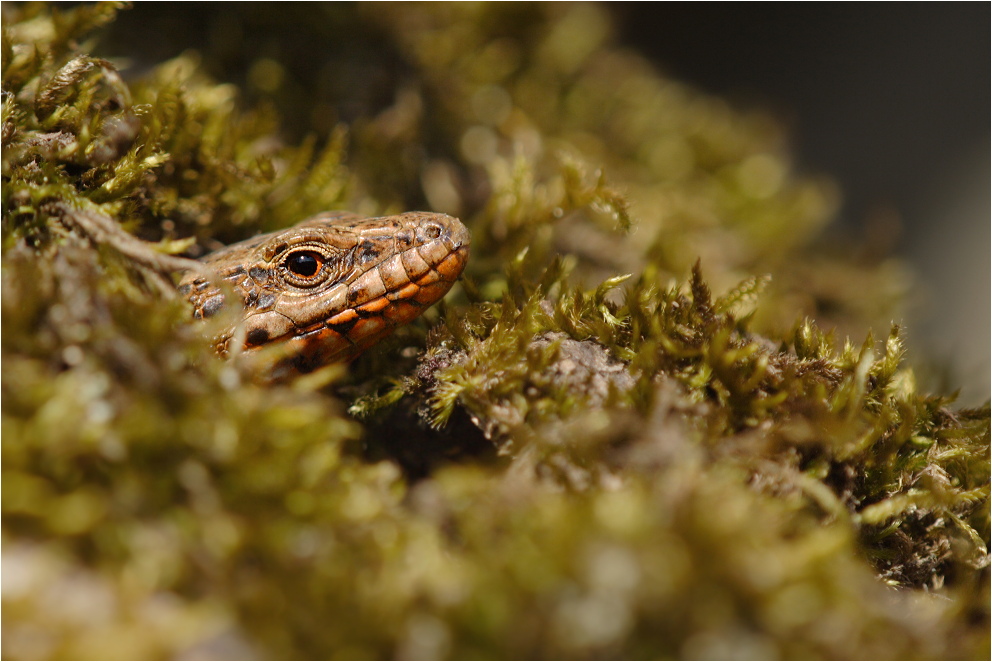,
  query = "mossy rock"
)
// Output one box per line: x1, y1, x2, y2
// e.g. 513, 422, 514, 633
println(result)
2, 4, 988, 659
